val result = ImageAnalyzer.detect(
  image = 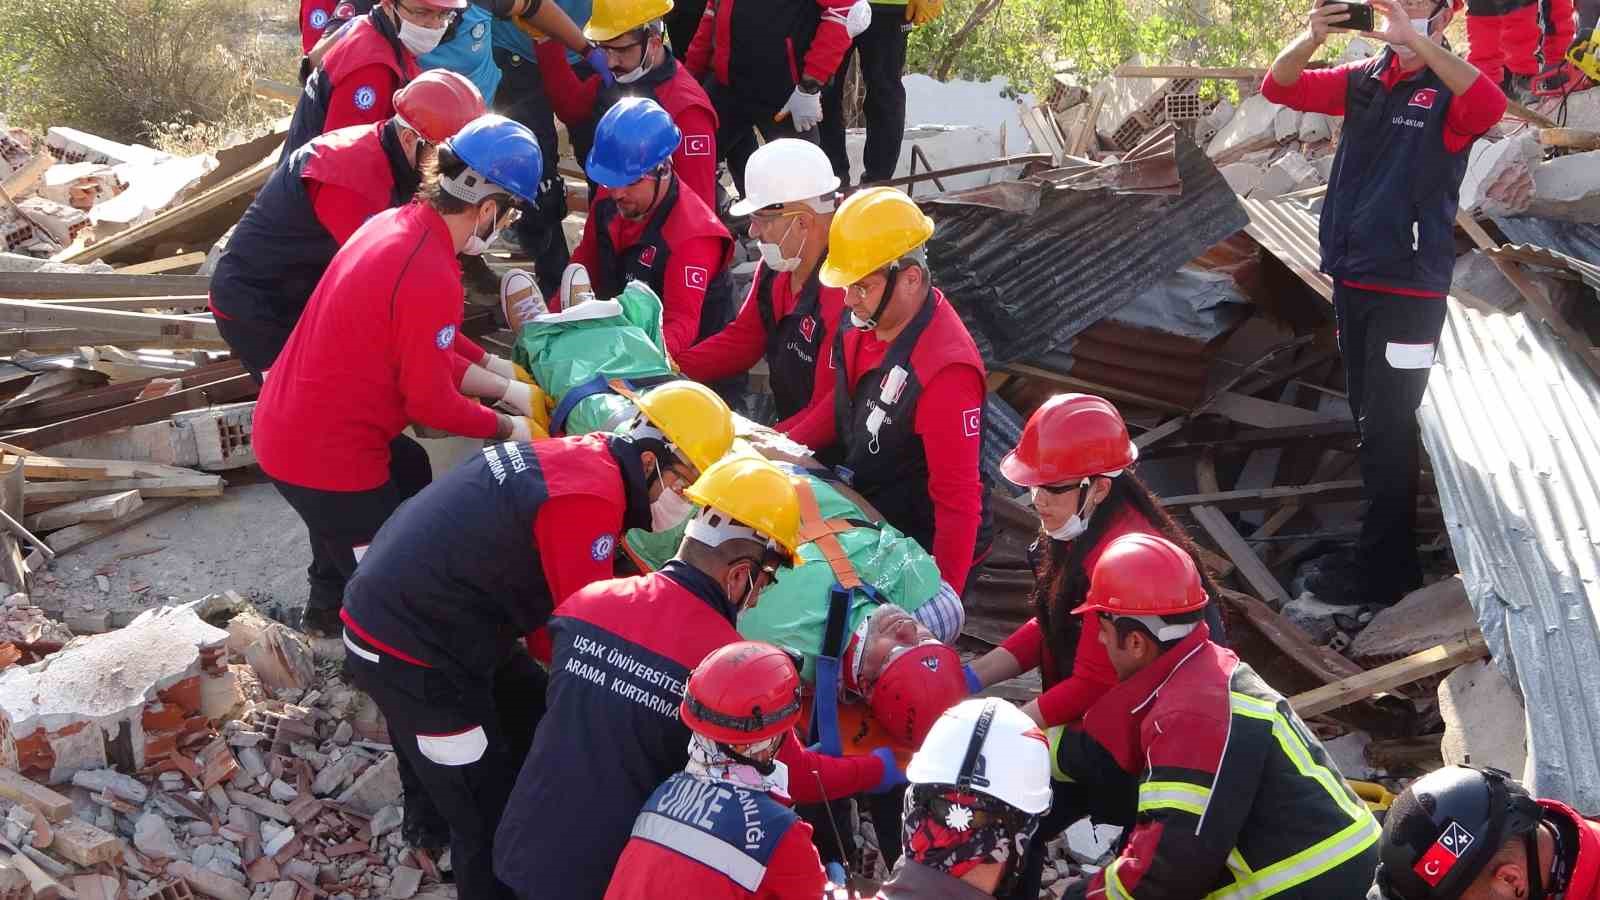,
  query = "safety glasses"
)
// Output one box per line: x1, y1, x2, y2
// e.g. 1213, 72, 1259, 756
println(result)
1035, 477, 1091, 496
395, 1, 456, 27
